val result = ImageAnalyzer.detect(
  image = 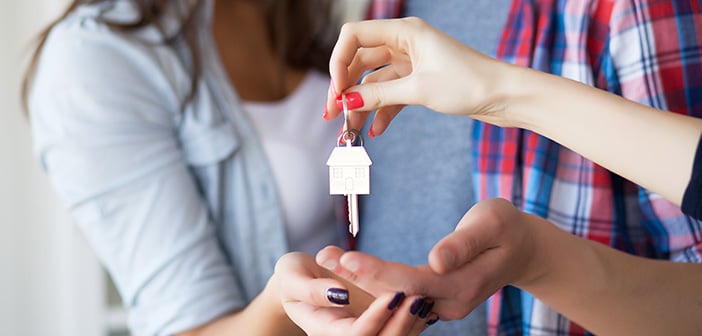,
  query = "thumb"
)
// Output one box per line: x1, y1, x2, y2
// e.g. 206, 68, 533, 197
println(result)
338, 77, 420, 132
428, 199, 514, 274
336, 75, 419, 112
